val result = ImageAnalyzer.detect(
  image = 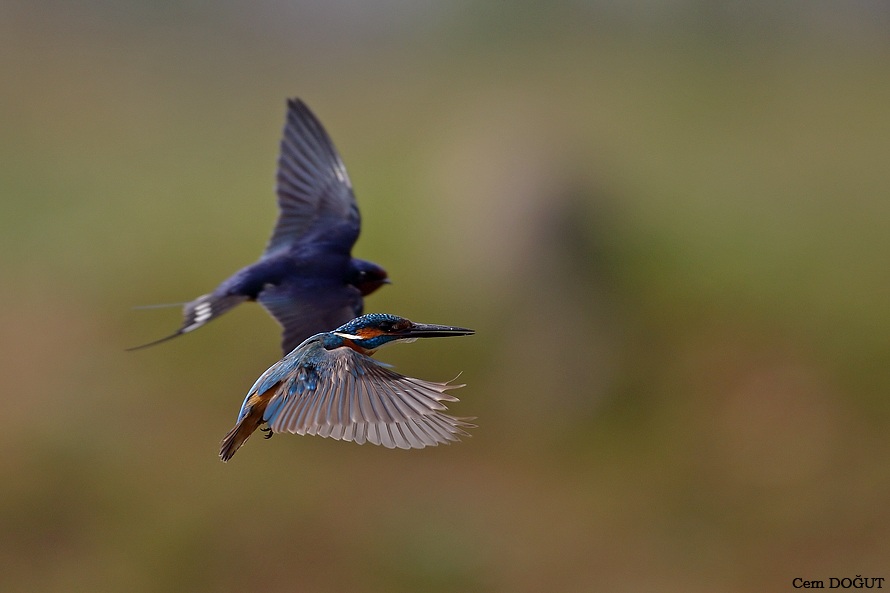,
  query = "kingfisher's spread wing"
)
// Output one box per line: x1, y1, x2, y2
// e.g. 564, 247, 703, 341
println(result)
260, 346, 472, 449
265, 99, 360, 257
